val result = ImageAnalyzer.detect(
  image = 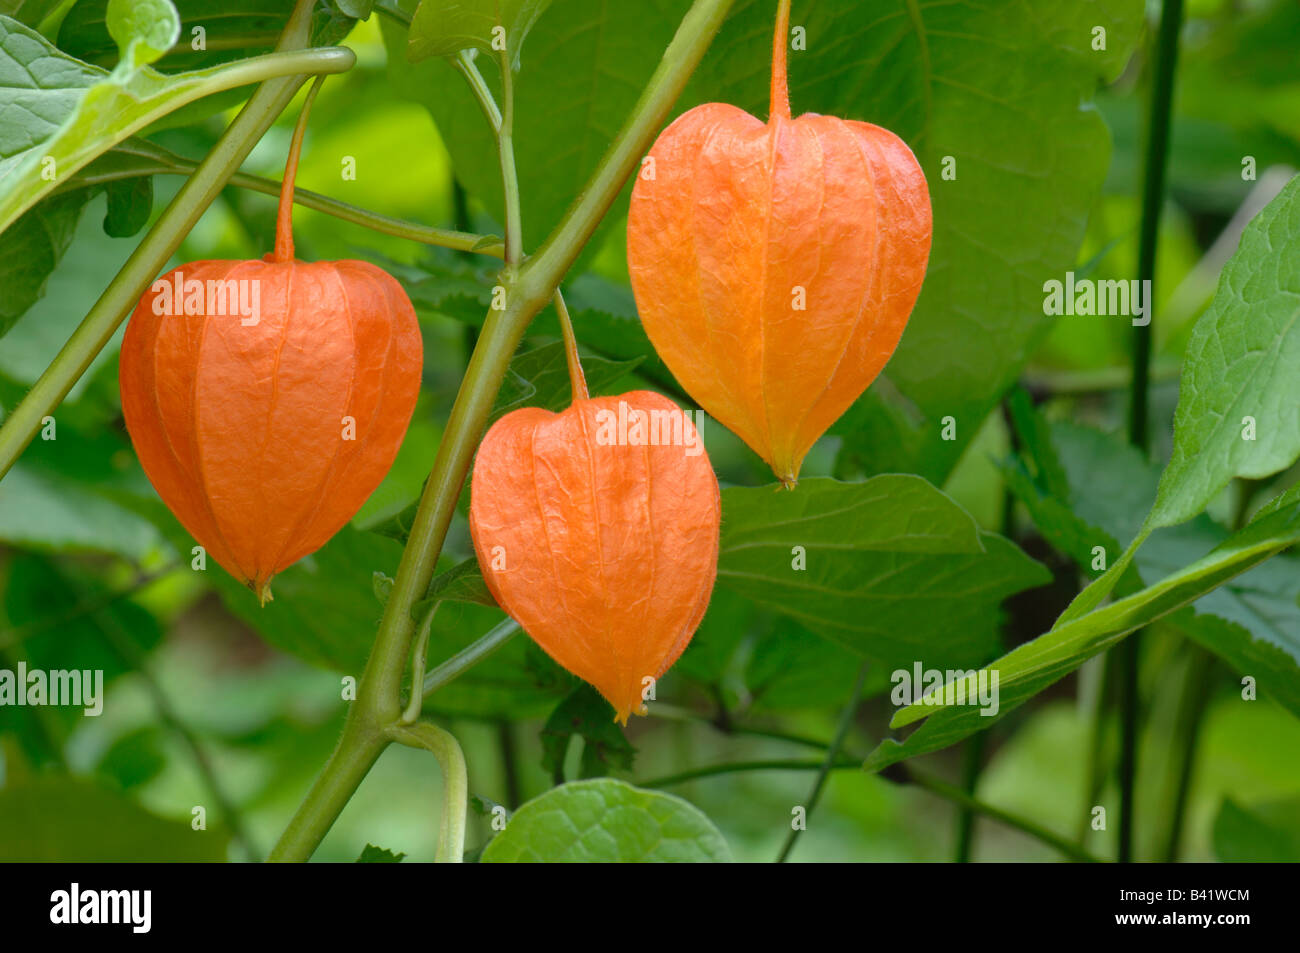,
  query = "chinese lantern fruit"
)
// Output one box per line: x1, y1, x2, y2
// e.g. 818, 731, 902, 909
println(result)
627, 0, 932, 486
469, 390, 720, 723
119, 84, 422, 603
